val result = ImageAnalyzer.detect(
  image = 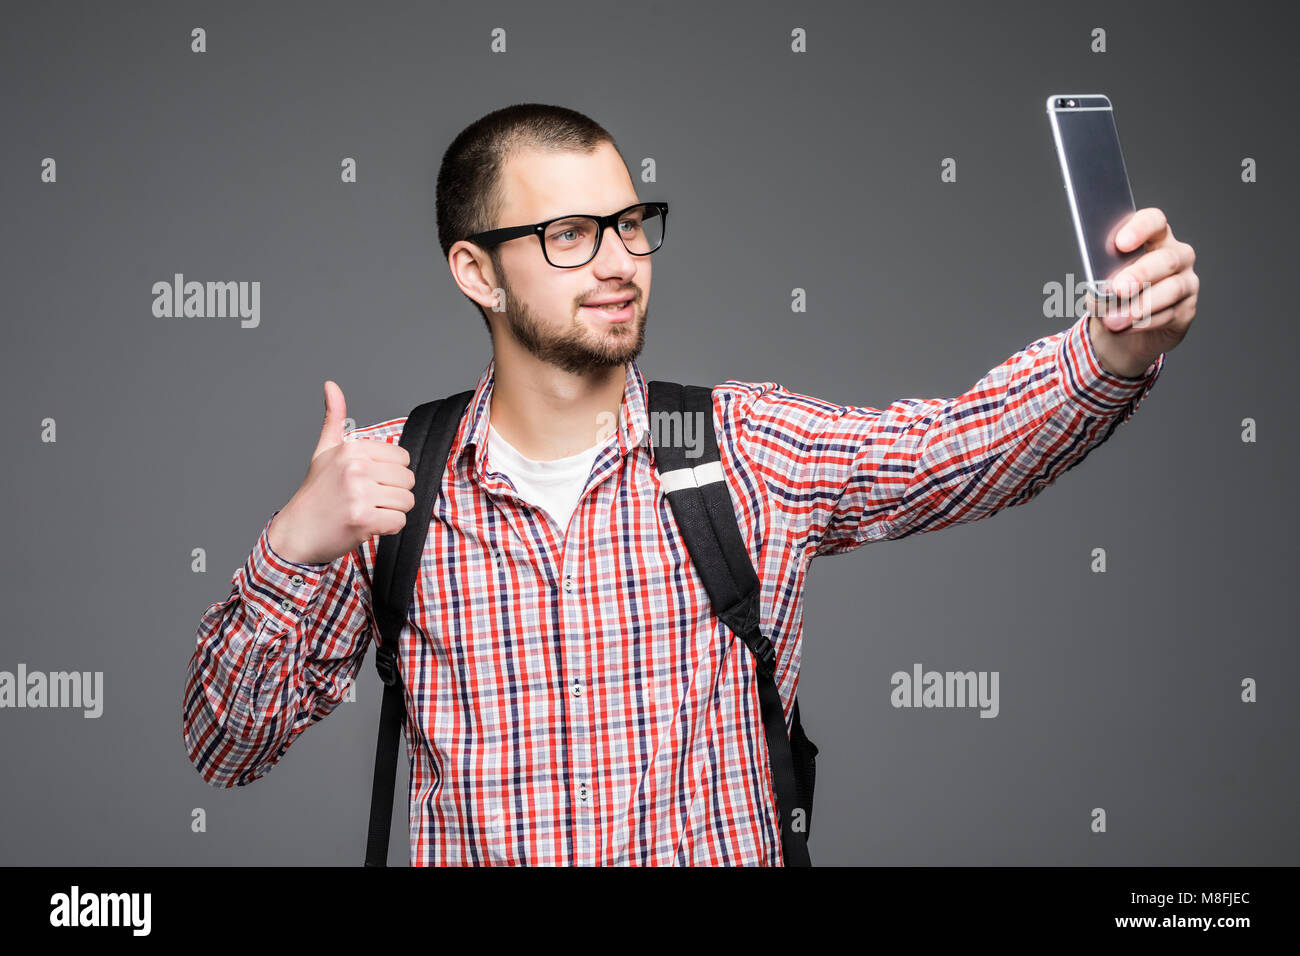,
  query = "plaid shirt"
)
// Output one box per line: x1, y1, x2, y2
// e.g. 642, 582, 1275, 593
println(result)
183, 313, 1164, 865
